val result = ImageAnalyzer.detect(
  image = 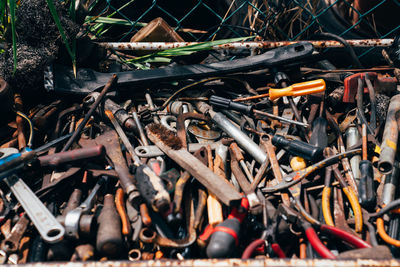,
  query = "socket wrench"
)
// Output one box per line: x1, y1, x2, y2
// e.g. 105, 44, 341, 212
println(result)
64, 176, 108, 239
